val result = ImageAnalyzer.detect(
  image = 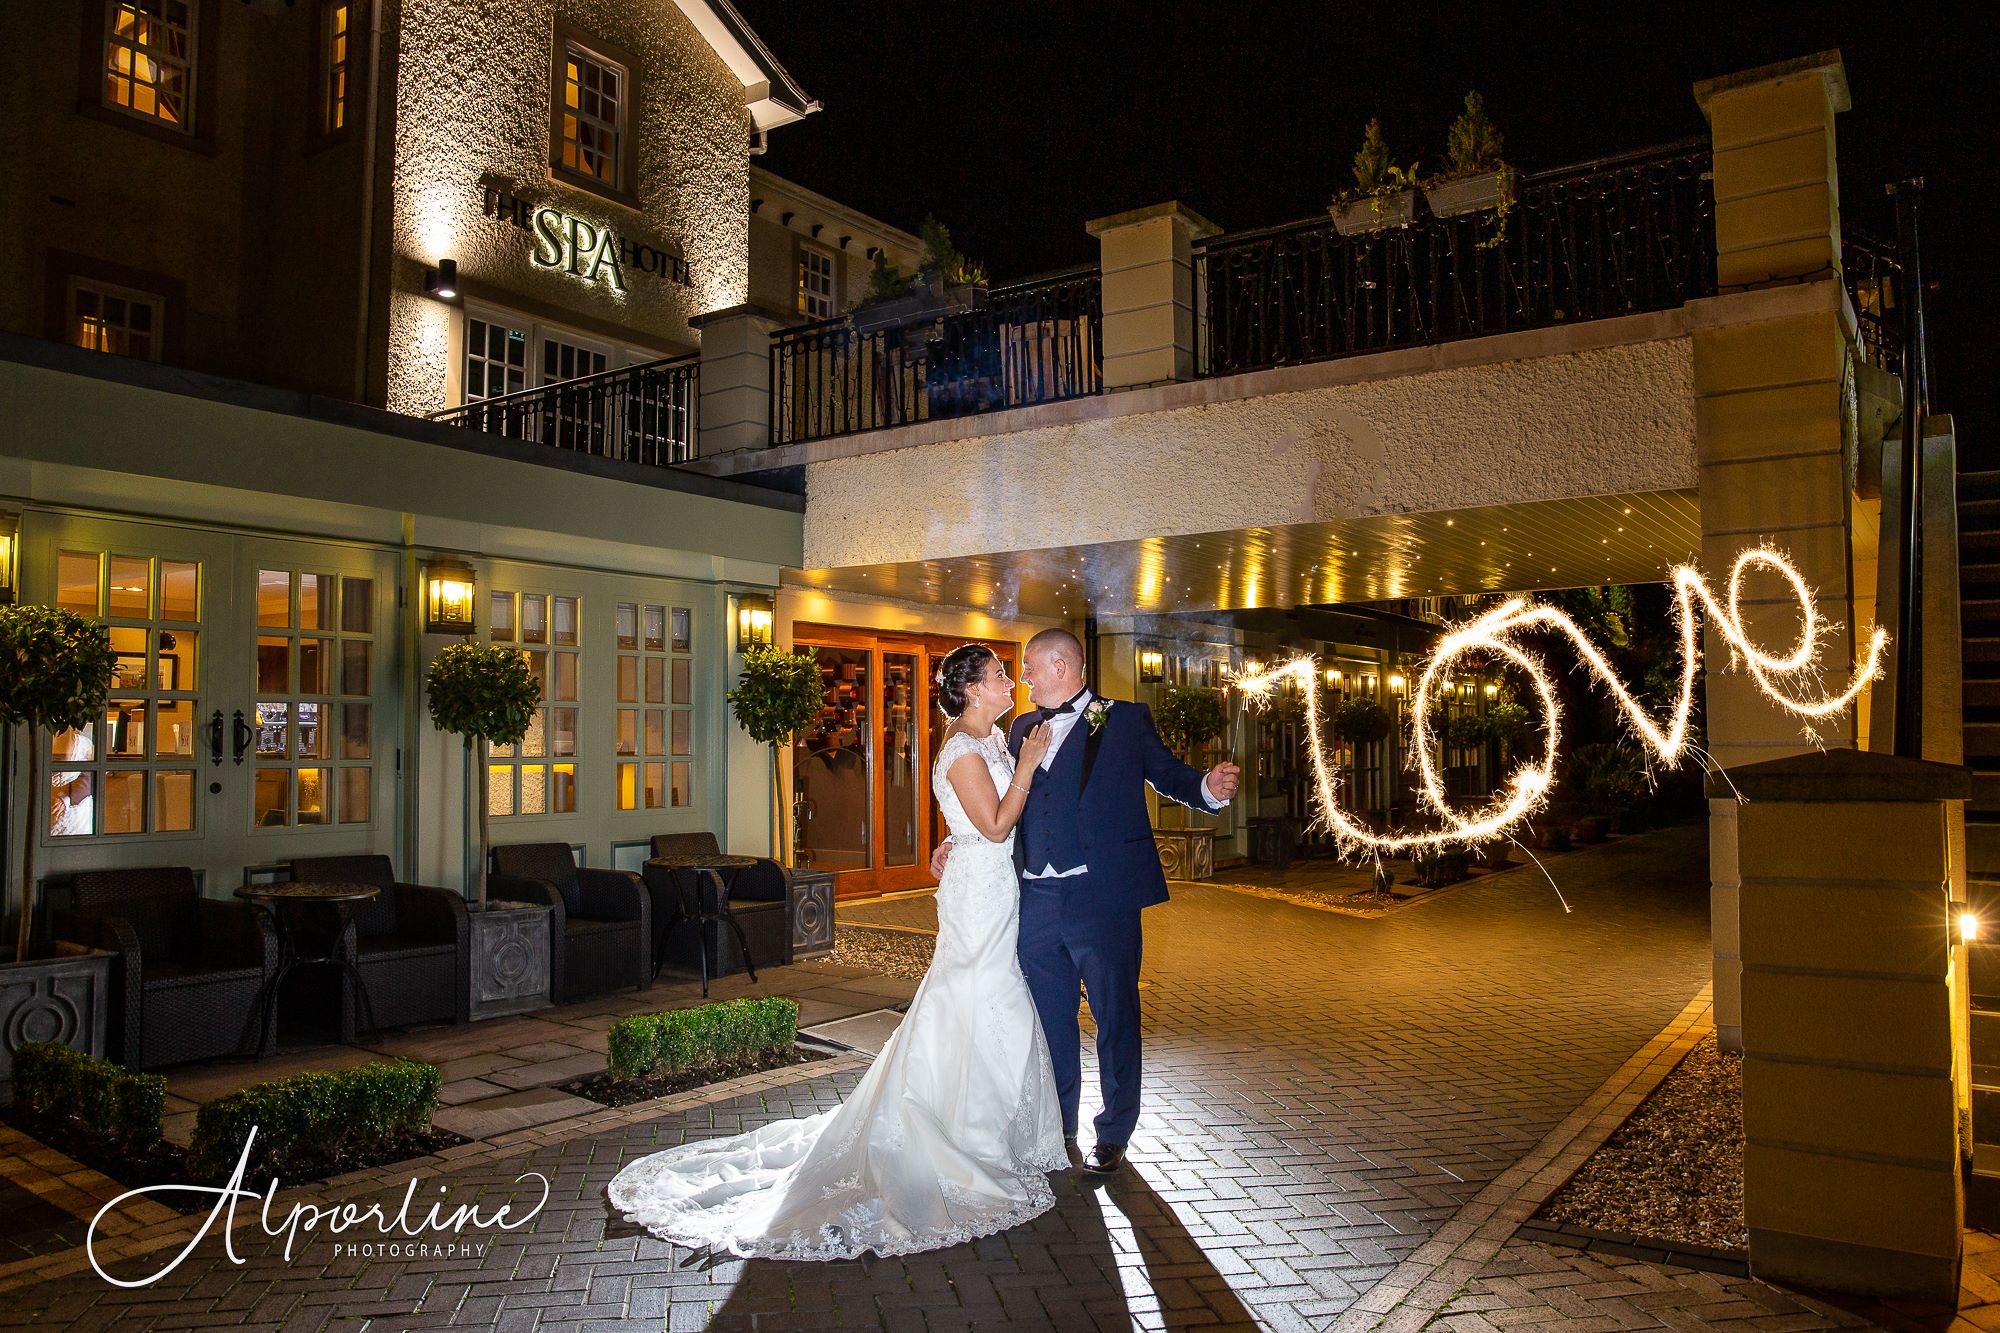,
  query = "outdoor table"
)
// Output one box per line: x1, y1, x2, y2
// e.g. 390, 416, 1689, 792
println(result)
643, 853, 764, 993
235, 882, 381, 1049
